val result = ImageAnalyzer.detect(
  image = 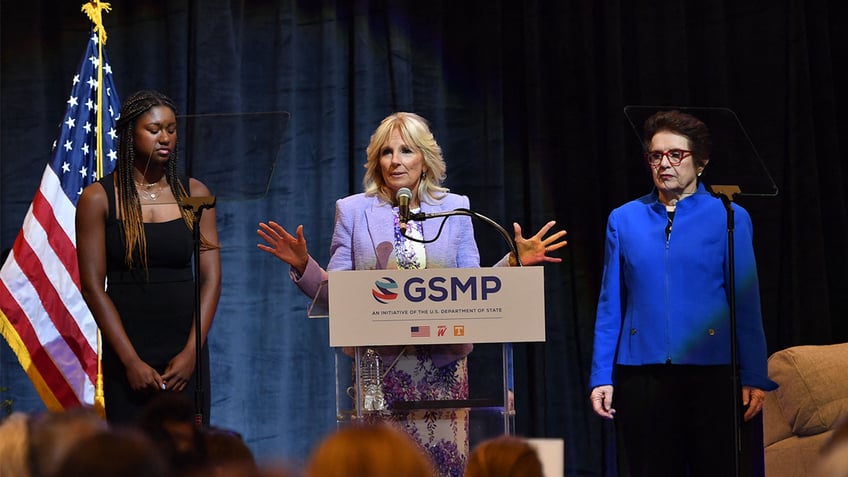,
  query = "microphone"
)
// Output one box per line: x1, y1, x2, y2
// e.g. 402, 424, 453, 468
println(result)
396, 187, 412, 233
